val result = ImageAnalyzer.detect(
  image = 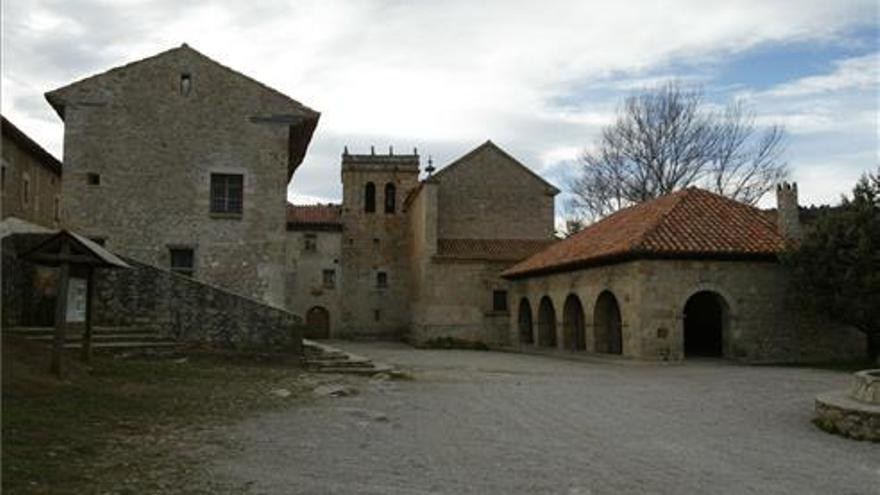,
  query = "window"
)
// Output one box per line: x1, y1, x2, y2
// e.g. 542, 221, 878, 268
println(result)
169, 248, 195, 277
1, 166, 6, 192
493, 290, 508, 312
364, 182, 376, 213
376, 271, 388, 288
384, 183, 396, 213
374, 309, 381, 321
304, 233, 317, 252
180, 73, 192, 96
54, 196, 61, 222
90, 237, 107, 247
87, 173, 101, 185
210, 173, 243, 214
322, 269, 336, 289
22, 176, 30, 205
